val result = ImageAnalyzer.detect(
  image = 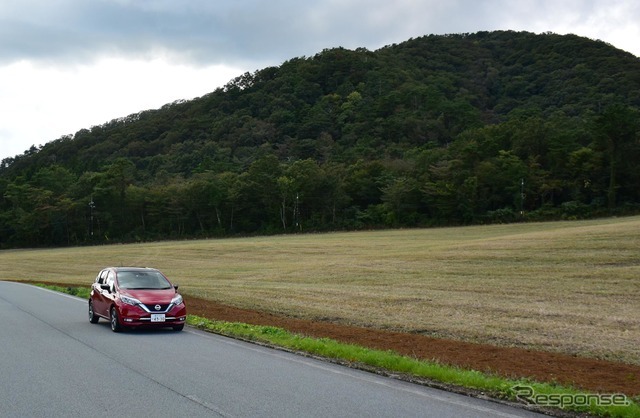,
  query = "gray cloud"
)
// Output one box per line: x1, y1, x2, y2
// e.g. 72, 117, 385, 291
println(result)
1, 0, 331, 66
2, 0, 638, 70
0, 1, 507, 66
